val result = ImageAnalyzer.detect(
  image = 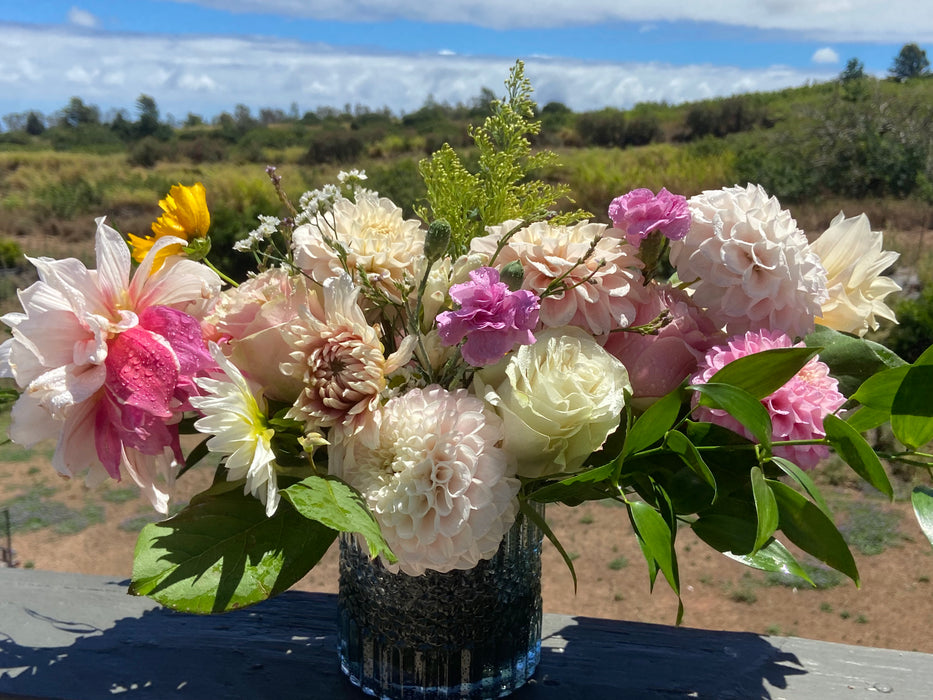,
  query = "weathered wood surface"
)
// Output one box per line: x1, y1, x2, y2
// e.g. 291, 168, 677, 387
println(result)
1, 567, 930, 699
